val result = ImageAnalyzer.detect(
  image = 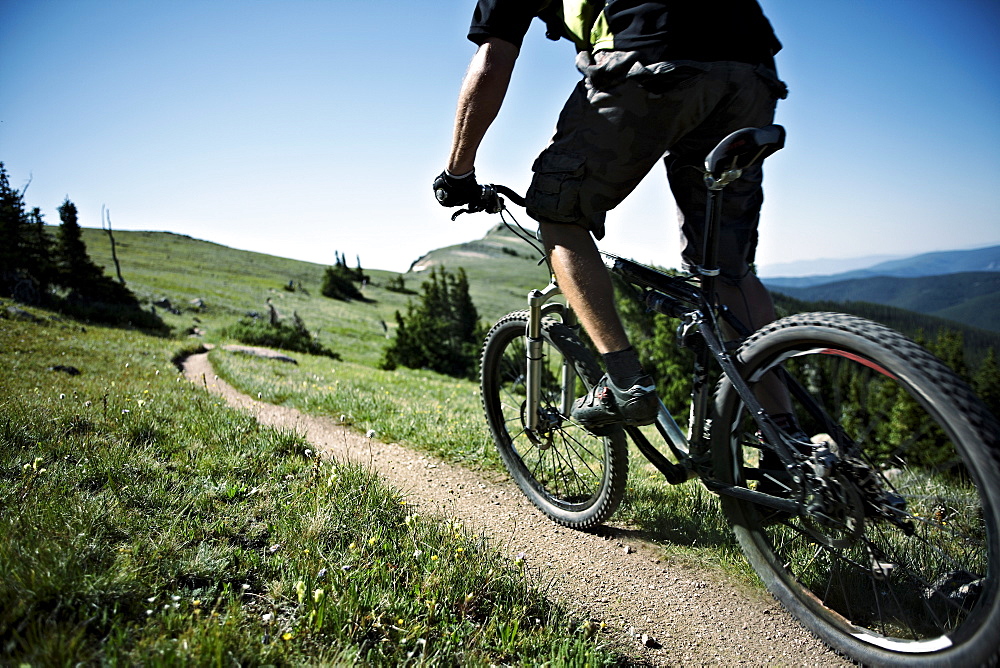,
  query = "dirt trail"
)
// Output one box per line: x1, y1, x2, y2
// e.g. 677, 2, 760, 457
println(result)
183, 350, 850, 666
